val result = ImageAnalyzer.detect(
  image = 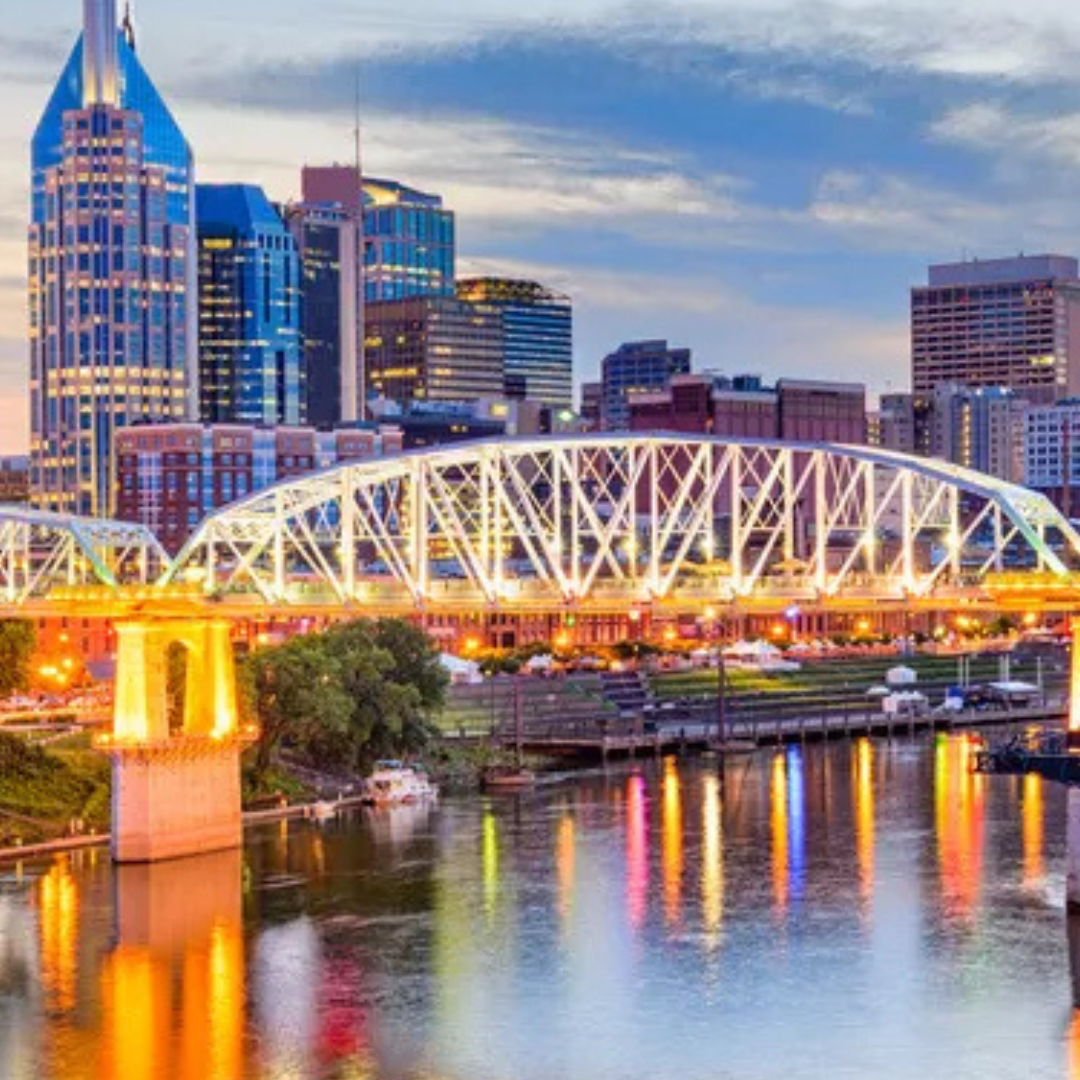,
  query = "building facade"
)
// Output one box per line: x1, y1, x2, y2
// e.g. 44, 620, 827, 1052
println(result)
286, 167, 364, 429
601, 340, 692, 431
0, 457, 30, 503
365, 297, 504, 405
912, 255, 1080, 400
363, 178, 455, 302
457, 278, 573, 410
29, 0, 195, 516
197, 185, 301, 426
628, 374, 867, 444
115, 422, 403, 551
